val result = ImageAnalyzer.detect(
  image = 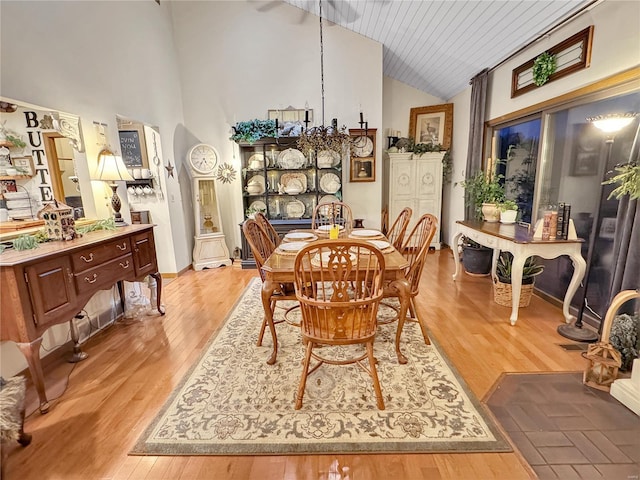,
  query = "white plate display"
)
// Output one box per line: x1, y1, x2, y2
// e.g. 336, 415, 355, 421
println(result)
249, 200, 267, 213
319, 194, 340, 205
277, 148, 306, 169
317, 150, 340, 168
353, 136, 374, 157
248, 153, 264, 170
320, 173, 341, 194
350, 229, 383, 238
284, 231, 317, 241
280, 172, 307, 194
247, 174, 266, 194
286, 199, 305, 219
277, 241, 308, 253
